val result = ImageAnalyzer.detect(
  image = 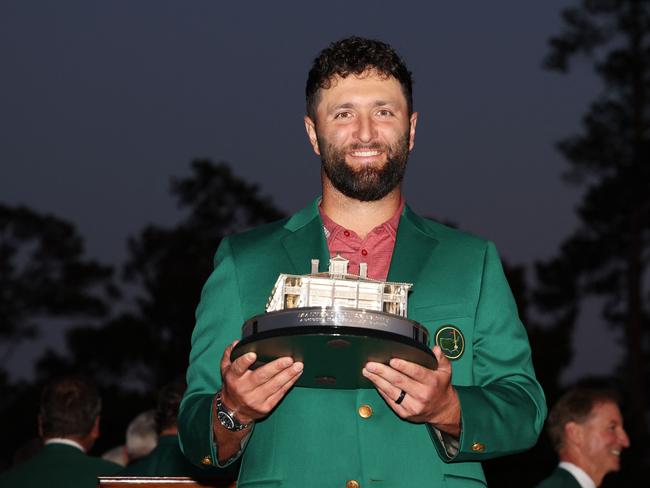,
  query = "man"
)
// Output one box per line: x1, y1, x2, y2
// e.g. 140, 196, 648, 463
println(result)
121, 379, 237, 481
101, 409, 158, 466
179, 36, 547, 486
0, 376, 121, 488
536, 388, 630, 488
124, 409, 158, 463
